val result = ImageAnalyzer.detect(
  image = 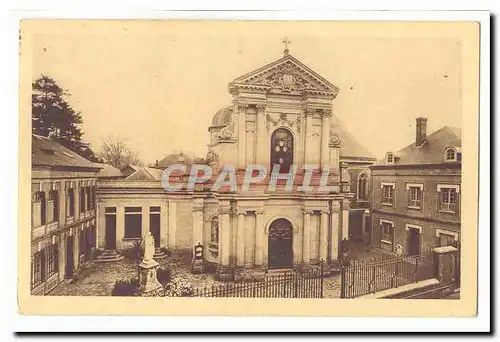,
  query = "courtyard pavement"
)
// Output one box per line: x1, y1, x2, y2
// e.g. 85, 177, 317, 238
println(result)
50, 242, 379, 298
